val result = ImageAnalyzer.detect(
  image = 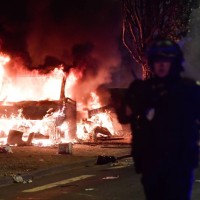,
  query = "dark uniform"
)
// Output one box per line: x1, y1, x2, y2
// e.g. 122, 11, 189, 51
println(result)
116, 39, 200, 200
